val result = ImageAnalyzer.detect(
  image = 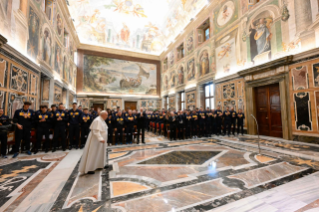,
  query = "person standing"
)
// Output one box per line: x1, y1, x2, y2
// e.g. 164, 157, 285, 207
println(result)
106, 114, 114, 145
191, 110, 198, 138
137, 108, 146, 144
185, 111, 192, 139
52, 103, 68, 152
12, 101, 34, 158
230, 107, 237, 136
169, 112, 177, 141
237, 109, 245, 135
198, 107, 207, 137
80, 108, 92, 149
125, 110, 135, 144
90, 106, 98, 119
78, 111, 108, 175
223, 107, 232, 136
177, 111, 185, 139
34, 105, 51, 153
211, 109, 217, 135
68, 102, 82, 150
0, 108, 9, 158
206, 108, 212, 136
114, 111, 124, 145
215, 106, 223, 136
